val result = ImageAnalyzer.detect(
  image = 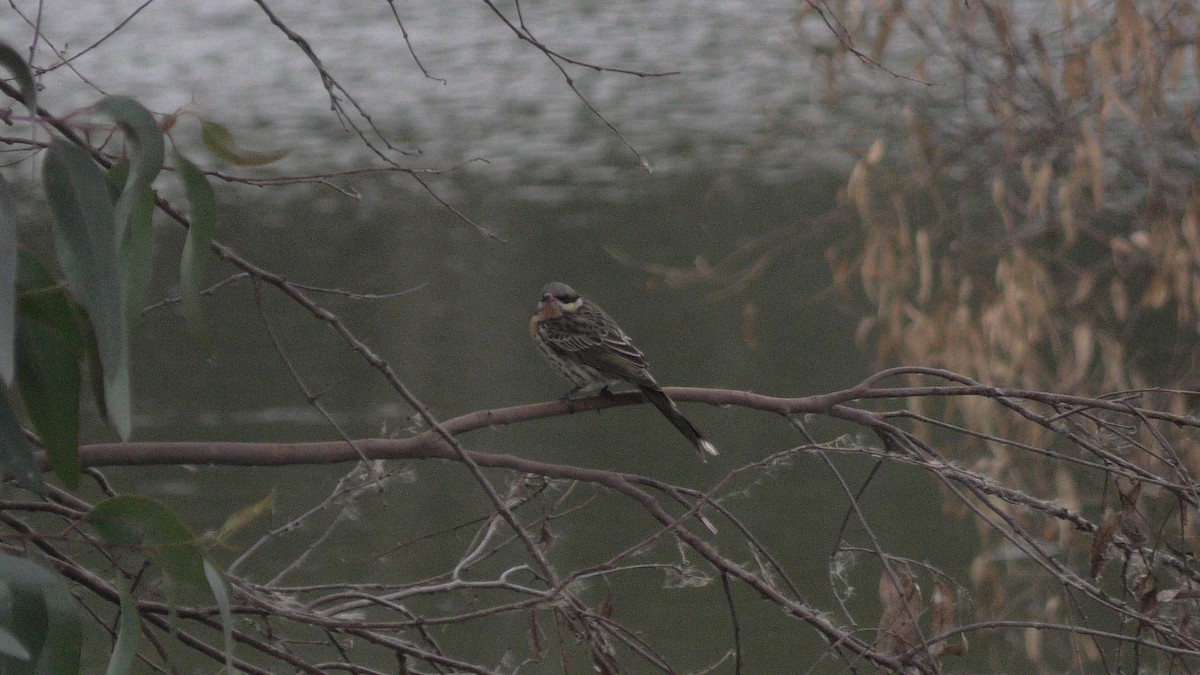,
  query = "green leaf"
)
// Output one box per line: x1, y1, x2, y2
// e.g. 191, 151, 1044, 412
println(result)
104, 157, 129, 203
96, 101, 161, 326
72, 307, 108, 422
175, 152, 216, 343
0, 625, 30, 661
0, 565, 46, 675
29, 565, 80, 674
0, 42, 37, 114
107, 158, 154, 326
15, 254, 81, 353
14, 321, 80, 490
0, 173, 16, 385
200, 120, 290, 166
214, 489, 275, 546
0, 553, 81, 674
0, 385, 44, 495
104, 587, 140, 675
87, 496, 206, 589
42, 140, 131, 440
14, 254, 82, 489
203, 559, 235, 670
94, 96, 163, 247
121, 188, 155, 327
